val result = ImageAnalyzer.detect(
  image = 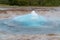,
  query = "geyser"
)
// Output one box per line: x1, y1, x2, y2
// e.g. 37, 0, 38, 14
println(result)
12, 11, 48, 27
